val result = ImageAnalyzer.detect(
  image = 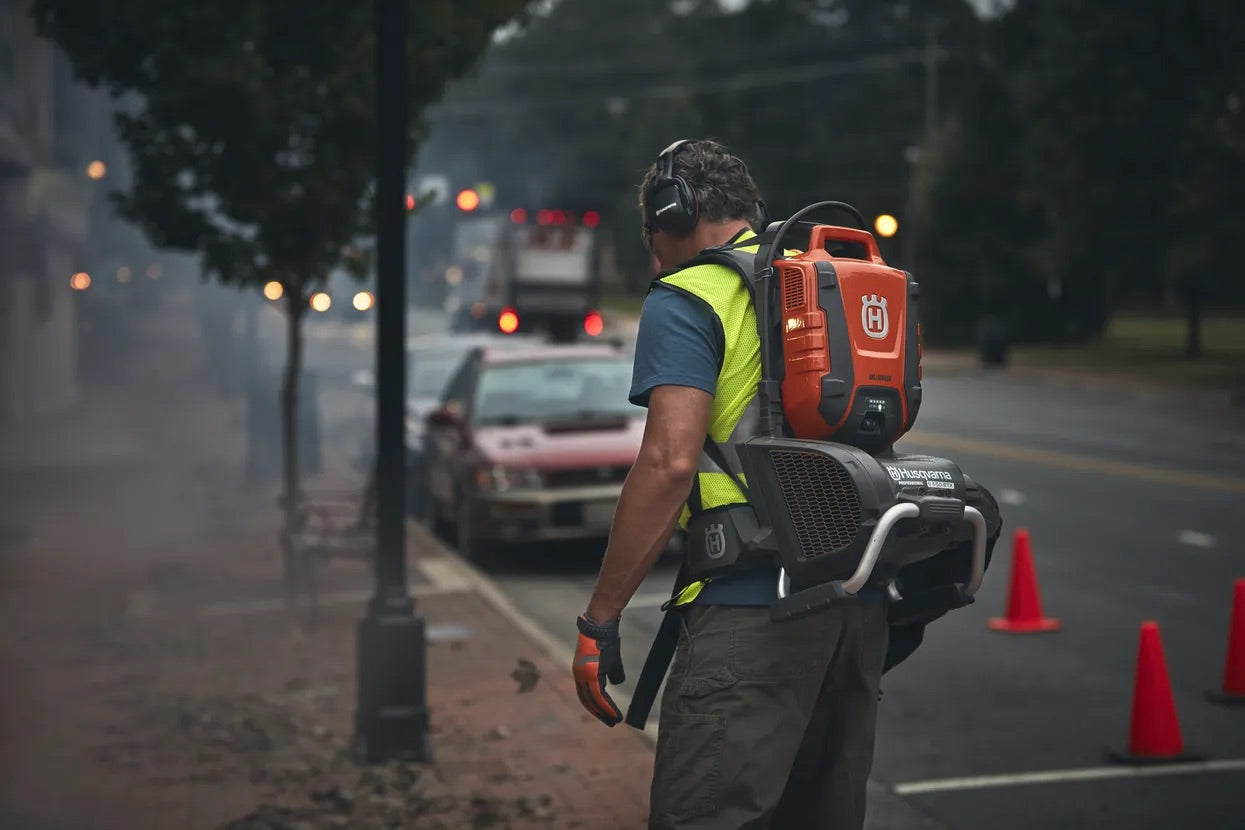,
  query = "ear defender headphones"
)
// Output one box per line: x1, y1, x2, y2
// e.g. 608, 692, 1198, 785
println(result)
644, 138, 699, 237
